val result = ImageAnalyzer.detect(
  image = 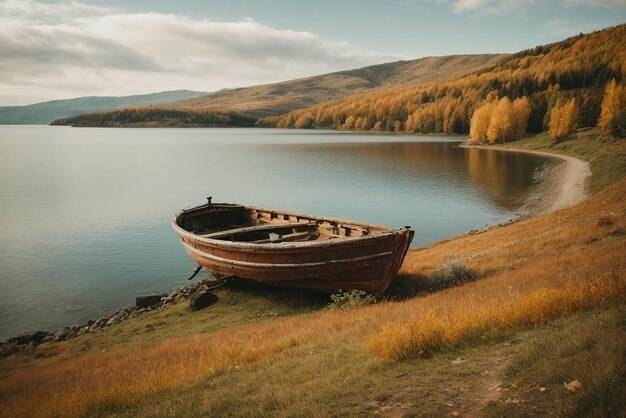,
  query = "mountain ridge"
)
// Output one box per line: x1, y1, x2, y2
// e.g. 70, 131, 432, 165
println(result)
0, 89, 210, 124
171, 54, 509, 117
